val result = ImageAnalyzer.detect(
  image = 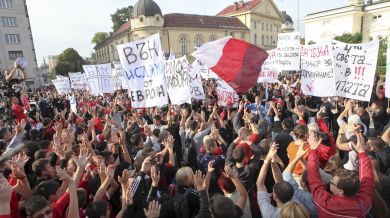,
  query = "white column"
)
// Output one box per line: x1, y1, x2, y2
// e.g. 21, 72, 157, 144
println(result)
258, 20, 261, 45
